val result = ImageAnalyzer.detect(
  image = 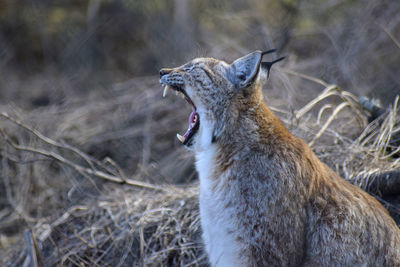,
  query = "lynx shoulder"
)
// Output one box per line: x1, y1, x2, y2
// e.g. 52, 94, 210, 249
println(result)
160, 51, 400, 266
